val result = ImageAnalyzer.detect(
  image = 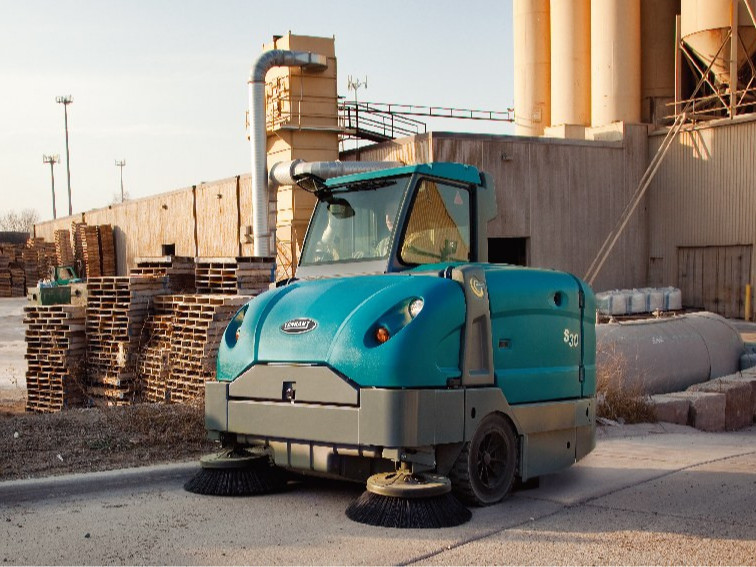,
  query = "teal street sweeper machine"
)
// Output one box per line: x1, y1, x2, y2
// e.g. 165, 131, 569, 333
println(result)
188, 162, 596, 528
